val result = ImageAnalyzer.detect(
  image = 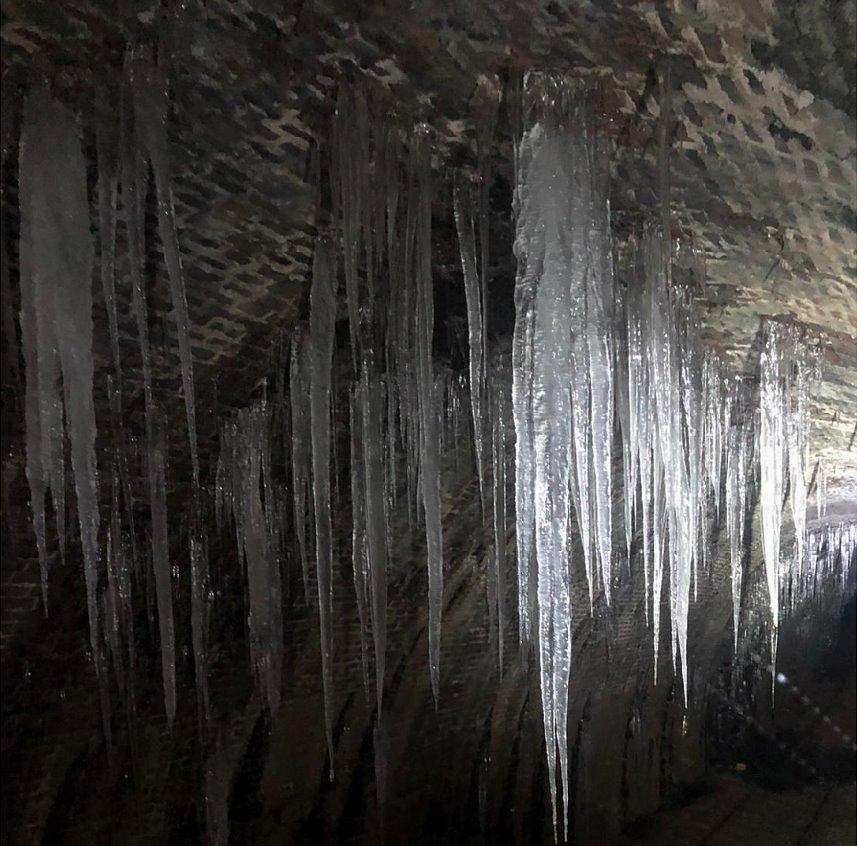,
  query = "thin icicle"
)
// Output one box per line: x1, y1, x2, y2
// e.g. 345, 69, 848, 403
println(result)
584, 117, 615, 605
349, 387, 372, 704
726, 400, 749, 651
616, 284, 634, 563
452, 173, 486, 515
490, 370, 507, 674
759, 322, 788, 674
219, 405, 284, 714
132, 48, 200, 487
290, 327, 313, 606
190, 533, 210, 723
411, 126, 444, 705
787, 338, 820, 565
96, 88, 123, 394
511, 118, 539, 646
360, 364, 388, 714
148, 415, 176, 724
474, 75, 500, 391
309, 233, 337, 775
